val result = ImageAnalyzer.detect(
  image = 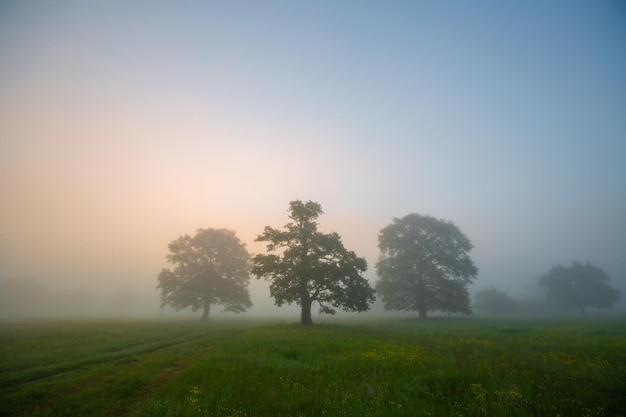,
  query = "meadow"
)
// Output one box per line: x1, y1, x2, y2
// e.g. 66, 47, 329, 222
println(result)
0, 317, 624, 417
